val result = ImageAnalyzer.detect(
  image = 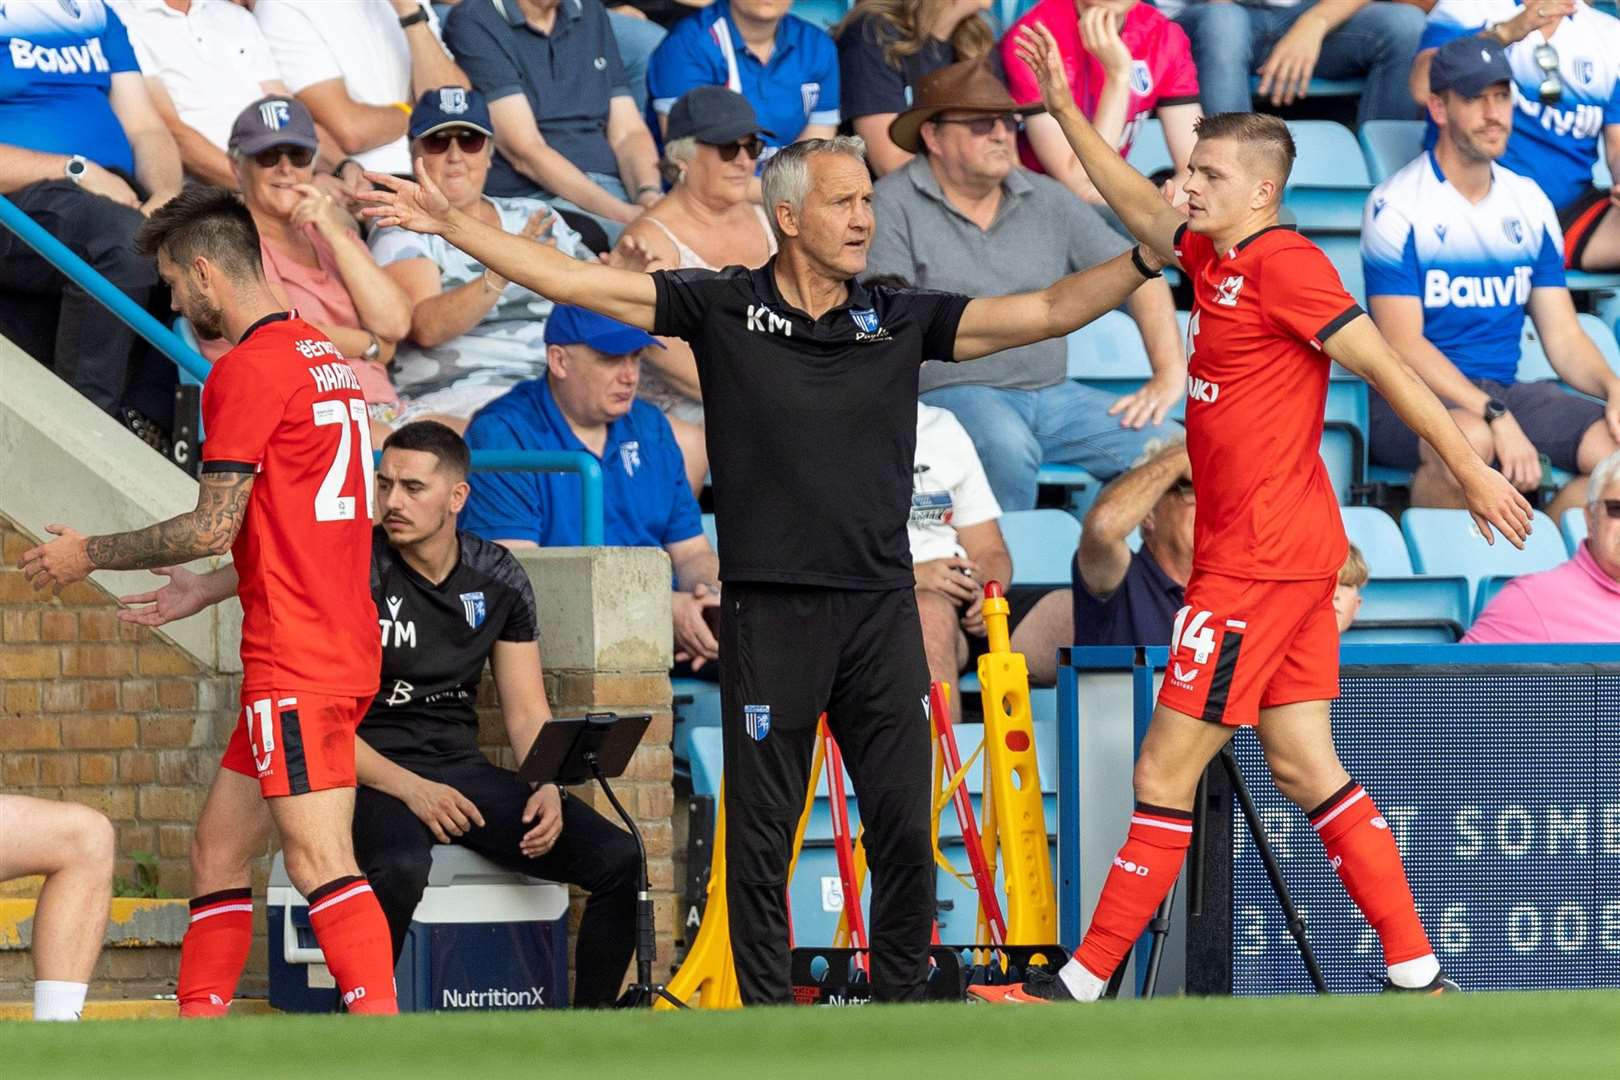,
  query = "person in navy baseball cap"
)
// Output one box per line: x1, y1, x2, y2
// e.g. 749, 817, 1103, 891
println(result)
1428, 35, 1513, 98
409, 86, 496, 143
